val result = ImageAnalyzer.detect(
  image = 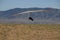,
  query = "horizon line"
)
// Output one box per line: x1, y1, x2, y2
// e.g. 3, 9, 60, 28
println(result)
0, 7, 60, 11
